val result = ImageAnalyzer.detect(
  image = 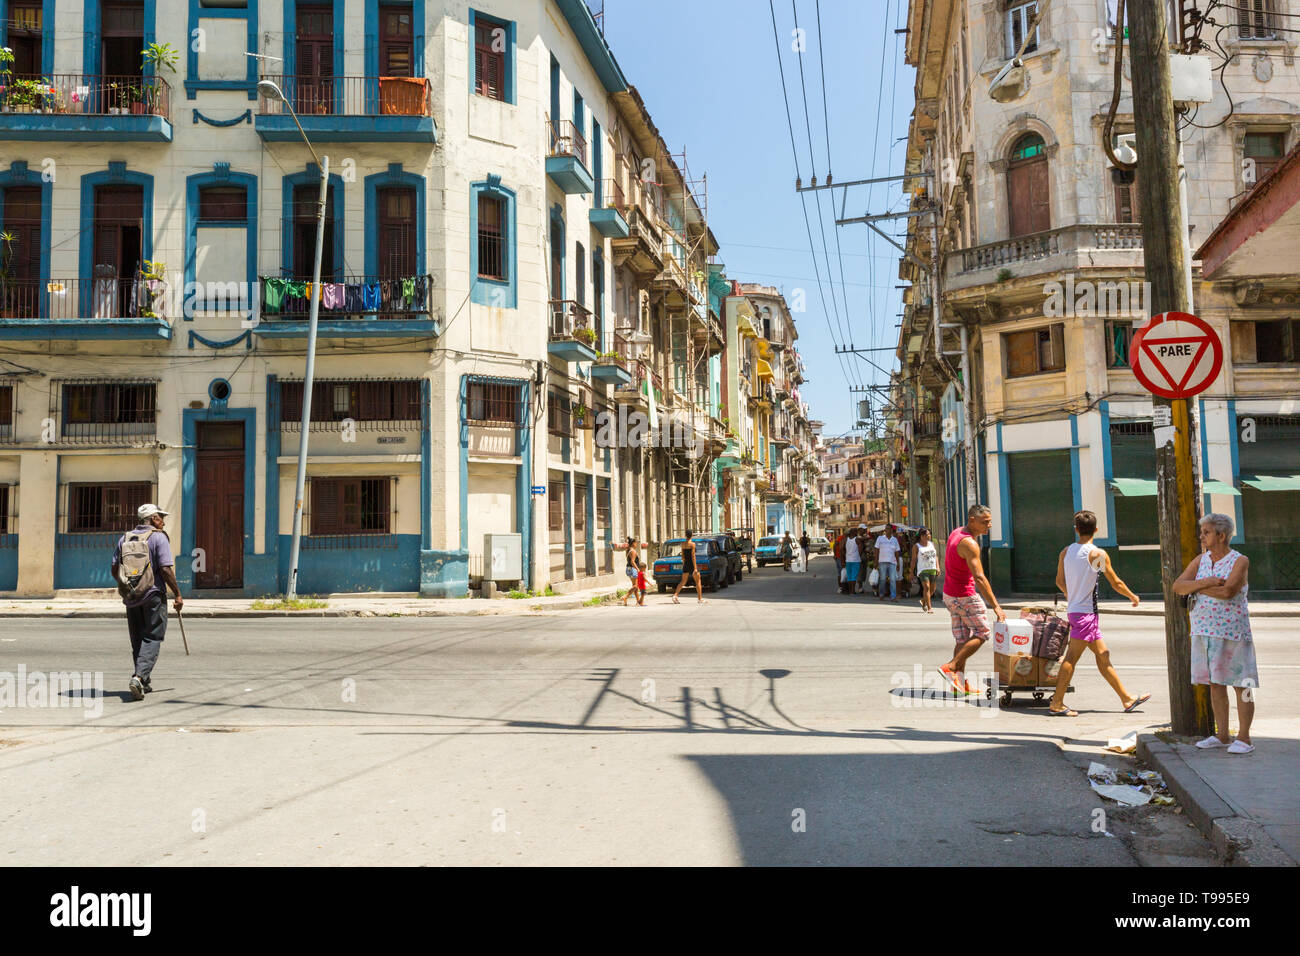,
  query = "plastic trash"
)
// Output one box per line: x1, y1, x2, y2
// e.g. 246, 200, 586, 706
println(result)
1090, 781, 1153, 806
1087, 761, 1118, 784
